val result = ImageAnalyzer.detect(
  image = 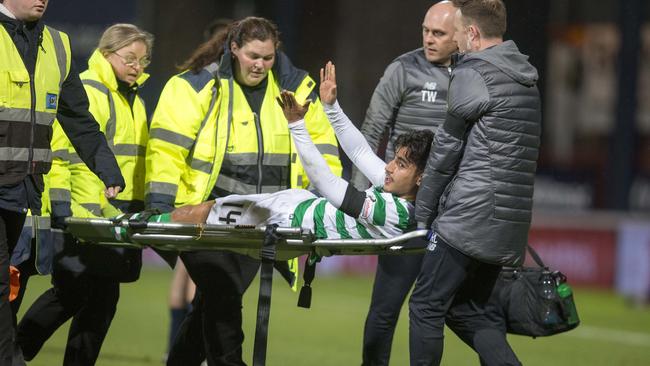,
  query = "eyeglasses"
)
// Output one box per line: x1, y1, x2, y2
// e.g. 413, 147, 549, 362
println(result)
113, 52, 151, 68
